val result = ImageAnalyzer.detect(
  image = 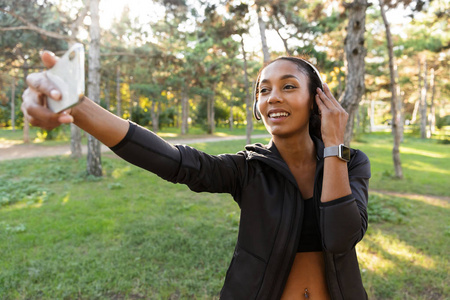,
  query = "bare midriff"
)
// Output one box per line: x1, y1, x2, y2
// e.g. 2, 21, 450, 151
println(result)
280, 252, 331, 300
